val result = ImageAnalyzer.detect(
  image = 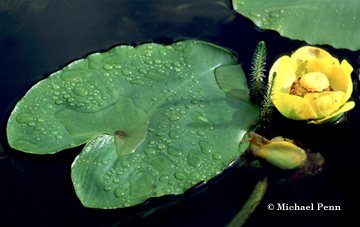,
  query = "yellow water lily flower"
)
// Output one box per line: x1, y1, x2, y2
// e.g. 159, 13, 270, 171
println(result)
269, 46, 355, 124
